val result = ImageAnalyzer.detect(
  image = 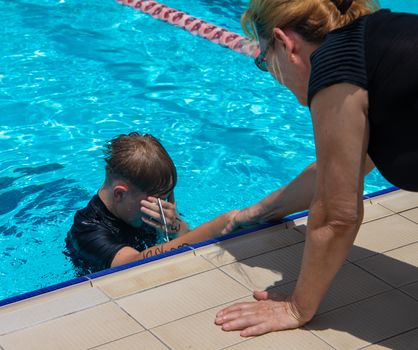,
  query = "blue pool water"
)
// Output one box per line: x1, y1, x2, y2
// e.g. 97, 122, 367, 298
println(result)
0, 0, 417, 301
